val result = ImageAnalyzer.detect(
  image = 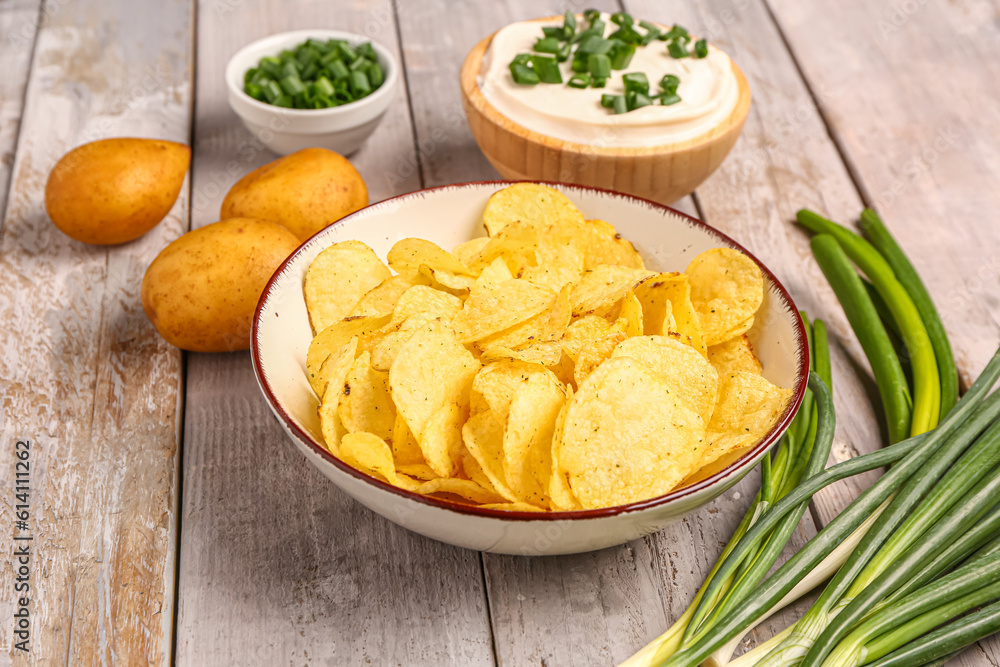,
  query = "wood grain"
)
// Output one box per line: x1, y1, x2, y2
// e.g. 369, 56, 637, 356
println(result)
0, 0, 42, 230
173, 1, 493, 664
398, 1, 810, 665
0, 0, 193, 663
764, 0, 1000, 662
